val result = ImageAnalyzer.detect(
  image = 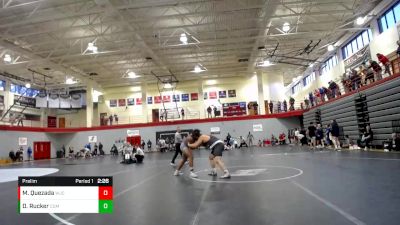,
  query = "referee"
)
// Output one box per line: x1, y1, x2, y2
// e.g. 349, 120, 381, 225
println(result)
170, 127, 183, 166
